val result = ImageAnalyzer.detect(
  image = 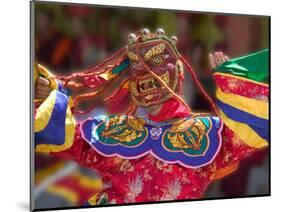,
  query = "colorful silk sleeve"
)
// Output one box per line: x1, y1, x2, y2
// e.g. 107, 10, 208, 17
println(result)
212, 49, 269, 179
34, 89, 76, 153
34, 64, 76, 153
34, 64, 125, 177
